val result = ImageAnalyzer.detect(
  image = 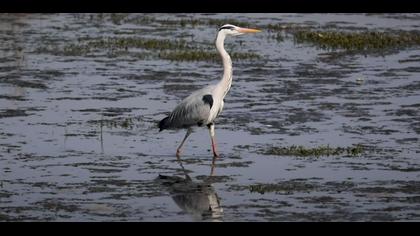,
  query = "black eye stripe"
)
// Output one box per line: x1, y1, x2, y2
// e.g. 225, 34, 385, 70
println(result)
219, 26, 234, 31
